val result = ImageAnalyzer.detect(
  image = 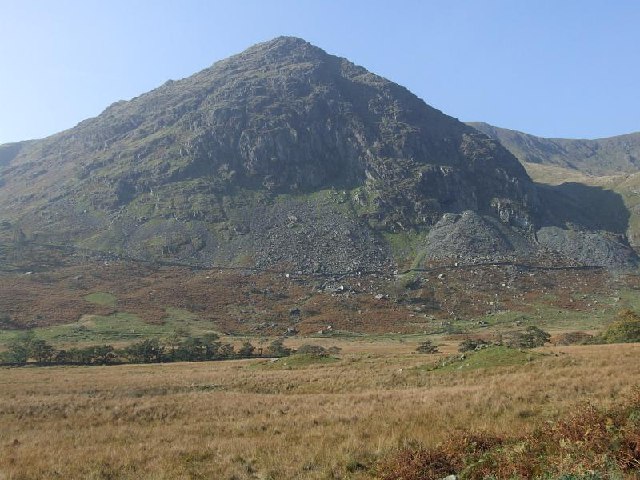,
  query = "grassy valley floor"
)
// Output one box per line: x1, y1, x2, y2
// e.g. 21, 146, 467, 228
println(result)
0, 341, 638, 479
